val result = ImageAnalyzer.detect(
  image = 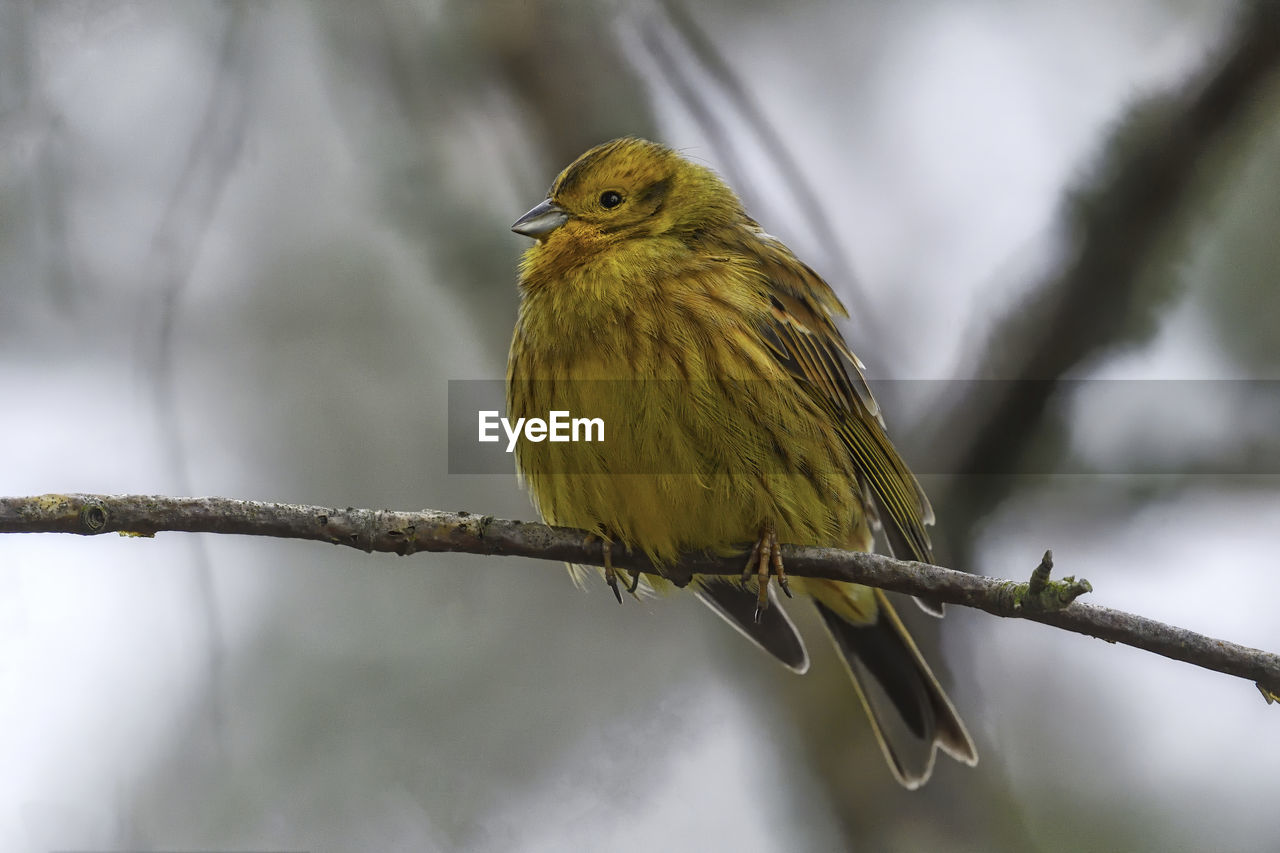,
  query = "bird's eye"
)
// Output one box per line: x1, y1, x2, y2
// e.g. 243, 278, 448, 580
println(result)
599, 190, 623, 209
